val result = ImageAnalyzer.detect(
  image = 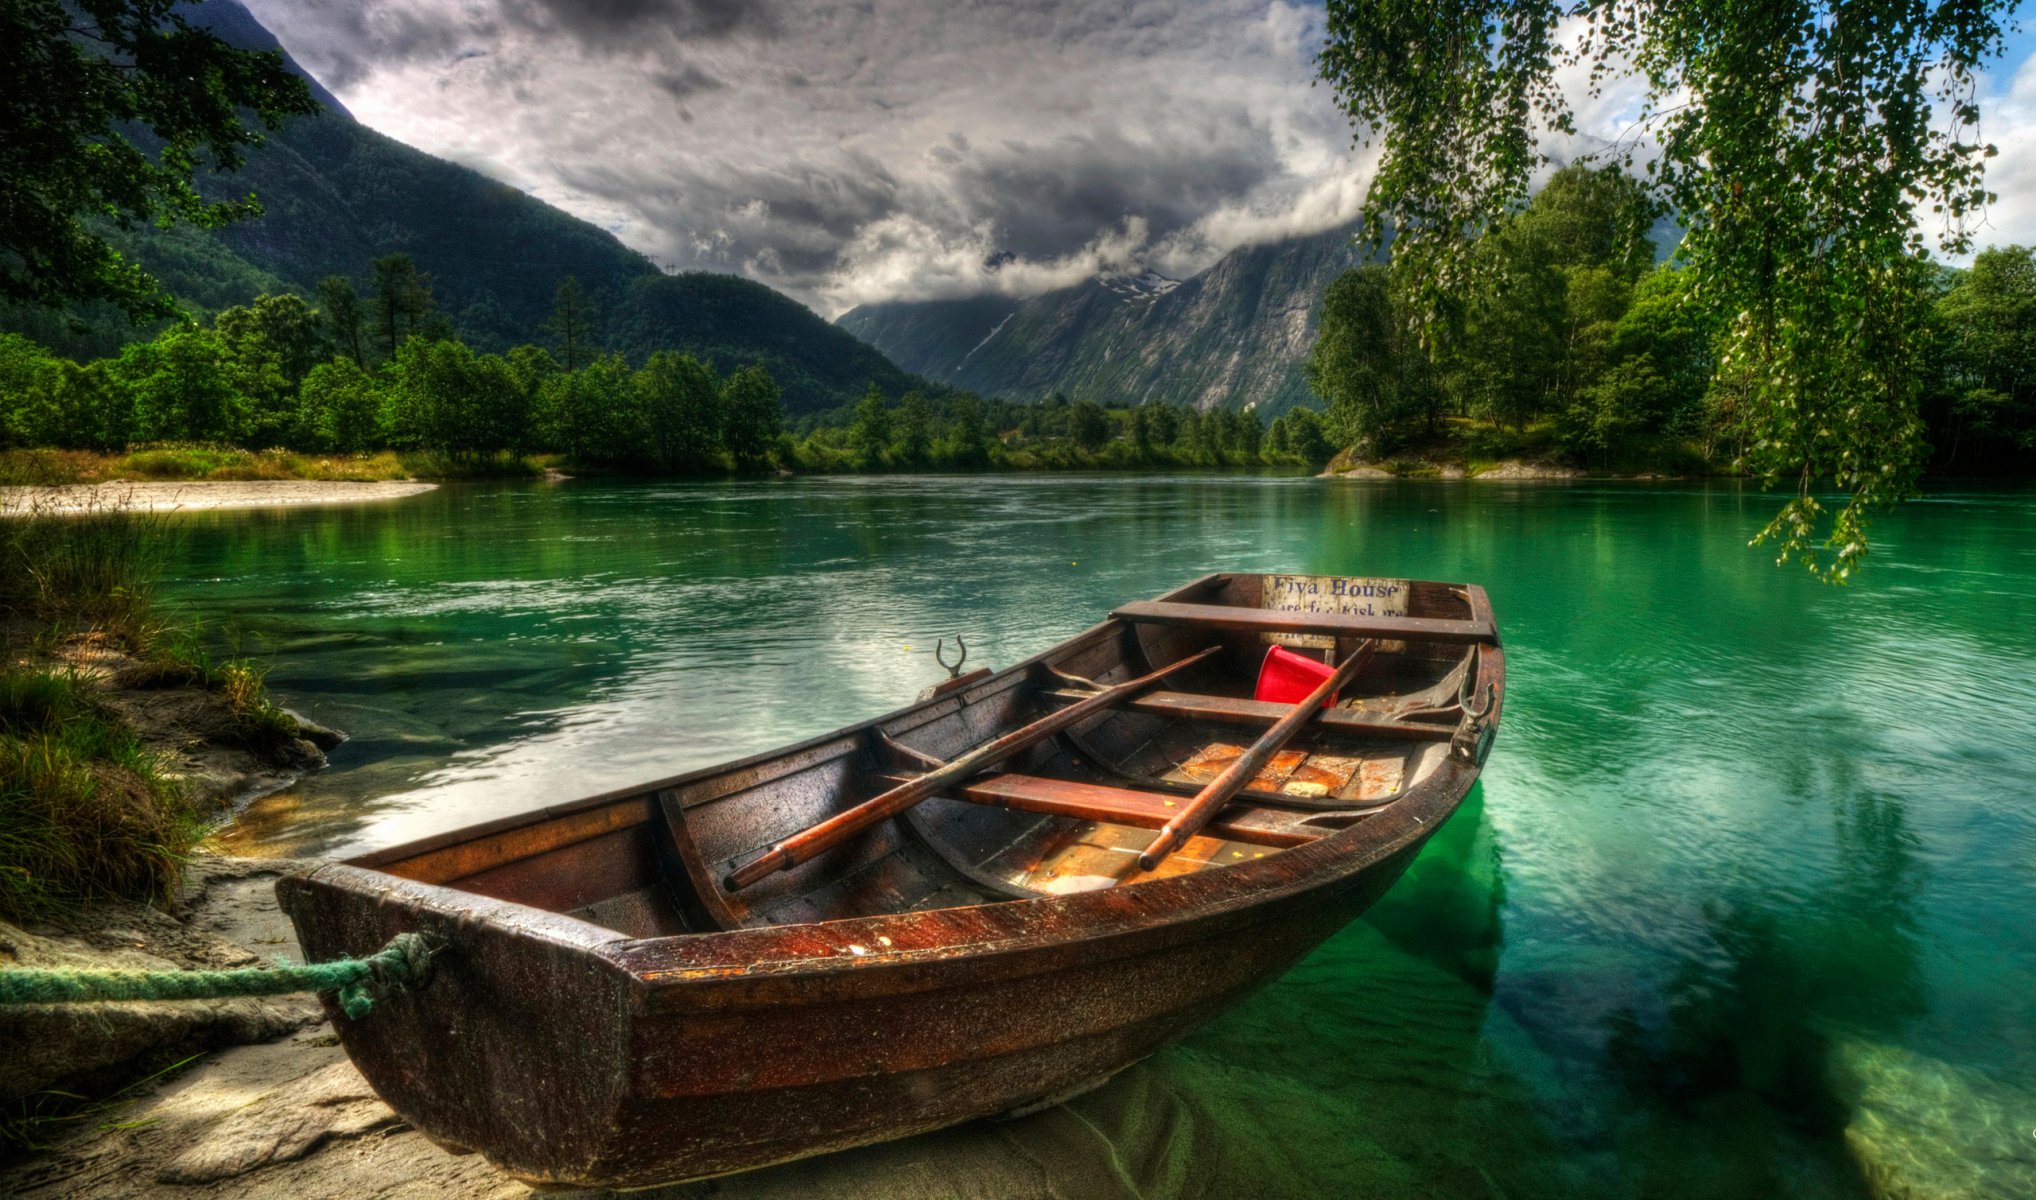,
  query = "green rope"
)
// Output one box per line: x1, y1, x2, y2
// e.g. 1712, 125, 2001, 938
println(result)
0, 932, 432, 1020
